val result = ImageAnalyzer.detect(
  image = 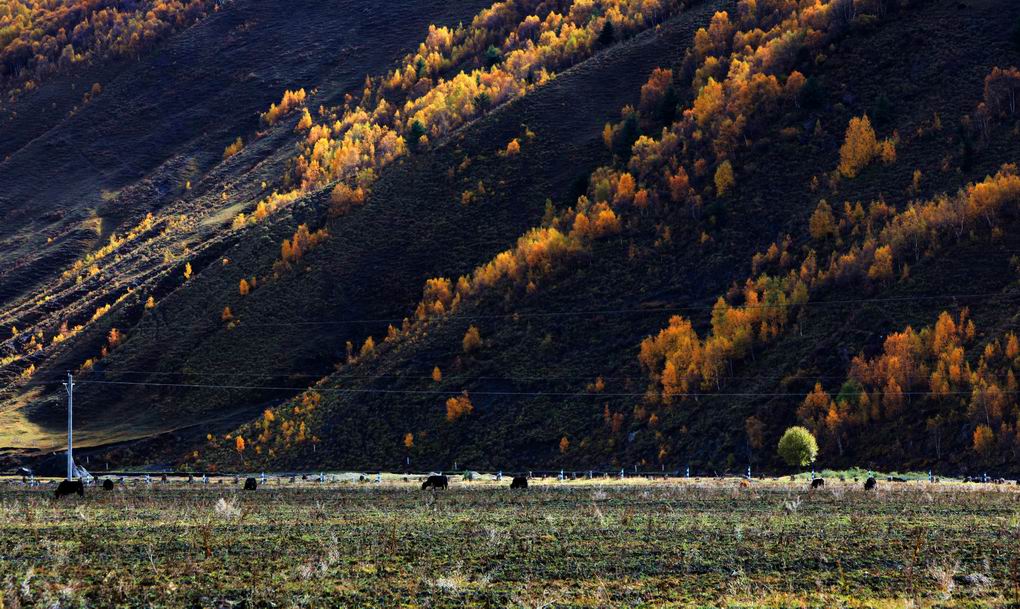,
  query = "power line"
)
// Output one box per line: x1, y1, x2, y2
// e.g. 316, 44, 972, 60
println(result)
20, 368, 875, 384
16, 377, 1020, 400
118, 291, 1018, 331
